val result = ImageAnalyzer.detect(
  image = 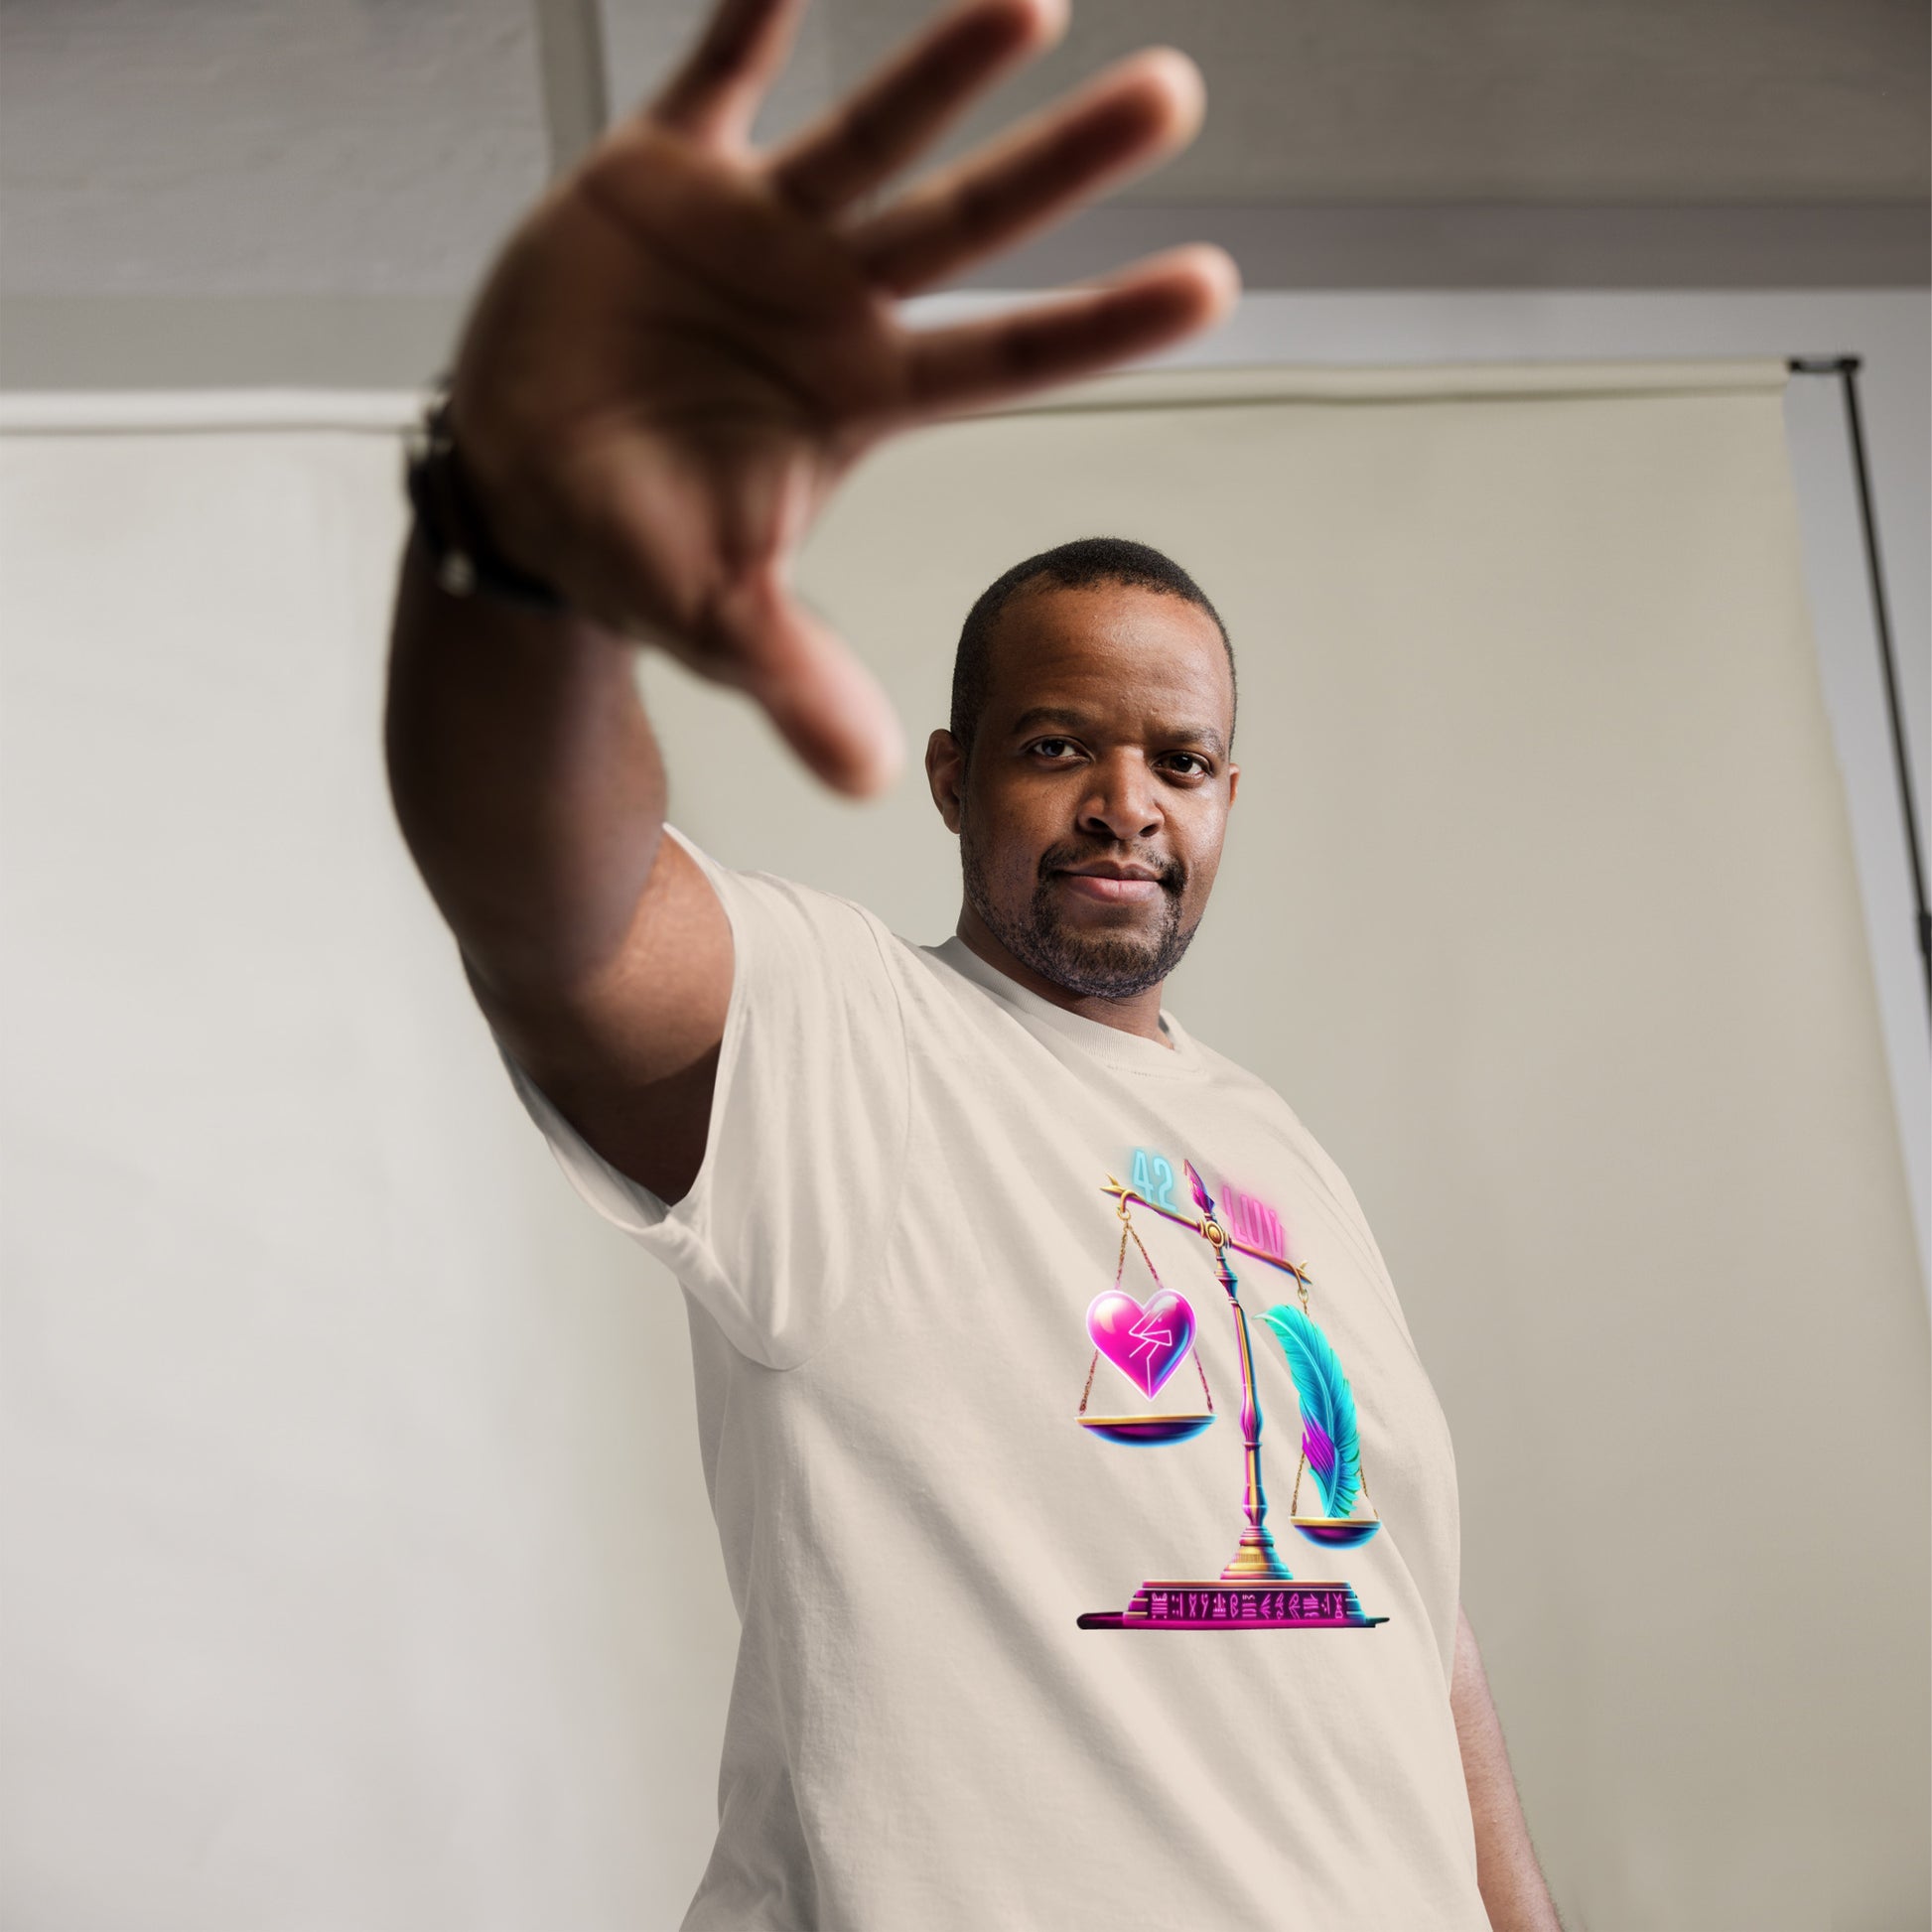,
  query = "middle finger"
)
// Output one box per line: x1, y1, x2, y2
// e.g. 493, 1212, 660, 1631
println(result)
845, 47, 1204, 297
